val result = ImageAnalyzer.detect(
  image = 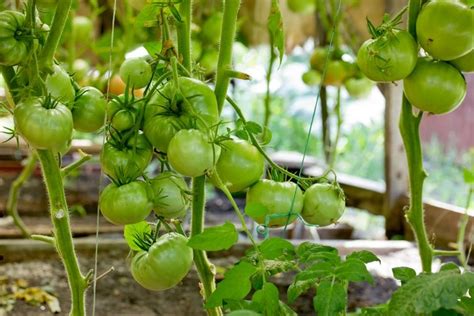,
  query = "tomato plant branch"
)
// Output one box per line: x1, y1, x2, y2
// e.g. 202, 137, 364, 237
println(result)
1, 66, 20, 103
61, 149, 92, 178
31, 234, 55, 245
262, 45, 276, 139
190, 175, 223, 316
6, 153, 37, 238
457, 186, 473, 268
177, 0, 192, 71
214, 0, 241, 113
37, 149, 87, 316
38, 0, 73, 72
